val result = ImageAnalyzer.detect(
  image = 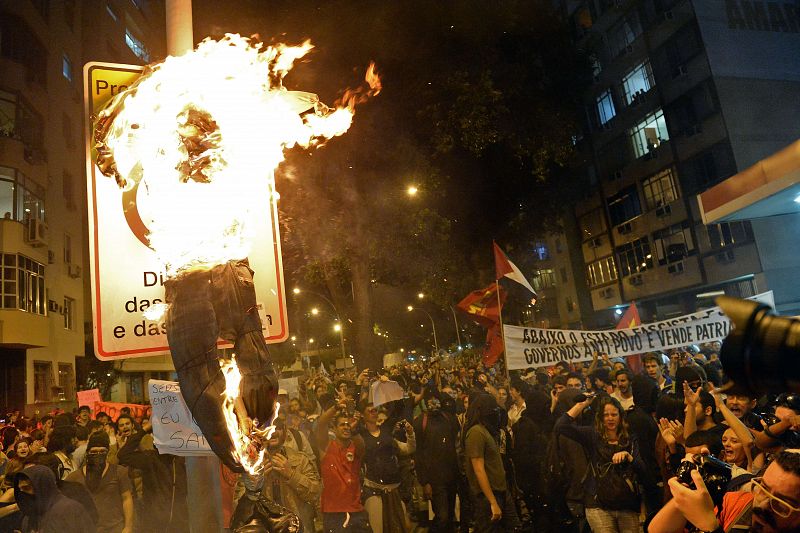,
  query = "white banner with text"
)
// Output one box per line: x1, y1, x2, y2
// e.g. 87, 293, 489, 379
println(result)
505, 291, 774, 369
